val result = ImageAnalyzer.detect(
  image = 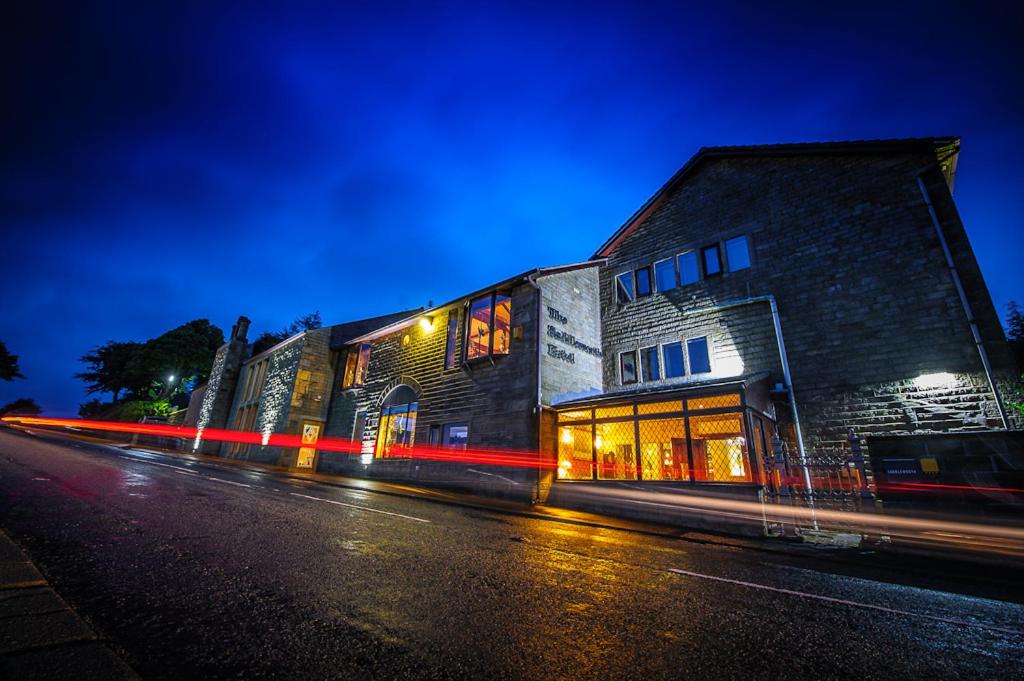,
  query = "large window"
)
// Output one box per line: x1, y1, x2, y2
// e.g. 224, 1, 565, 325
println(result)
615, 272, 635, 304
375, 385, 418, 458
678, 251, 699, 285
654, 258, 676, 292
662, 342, 685, 378
687, 337, 711, 374
342, 343, 372, 389
620, 350, 638, 384
635, 266, 653, 297
466, 293, 511, 361
444, 312, 459, 369
640, 346, 660, 382
555, 393, 761, 483
725, 235, 751, 271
